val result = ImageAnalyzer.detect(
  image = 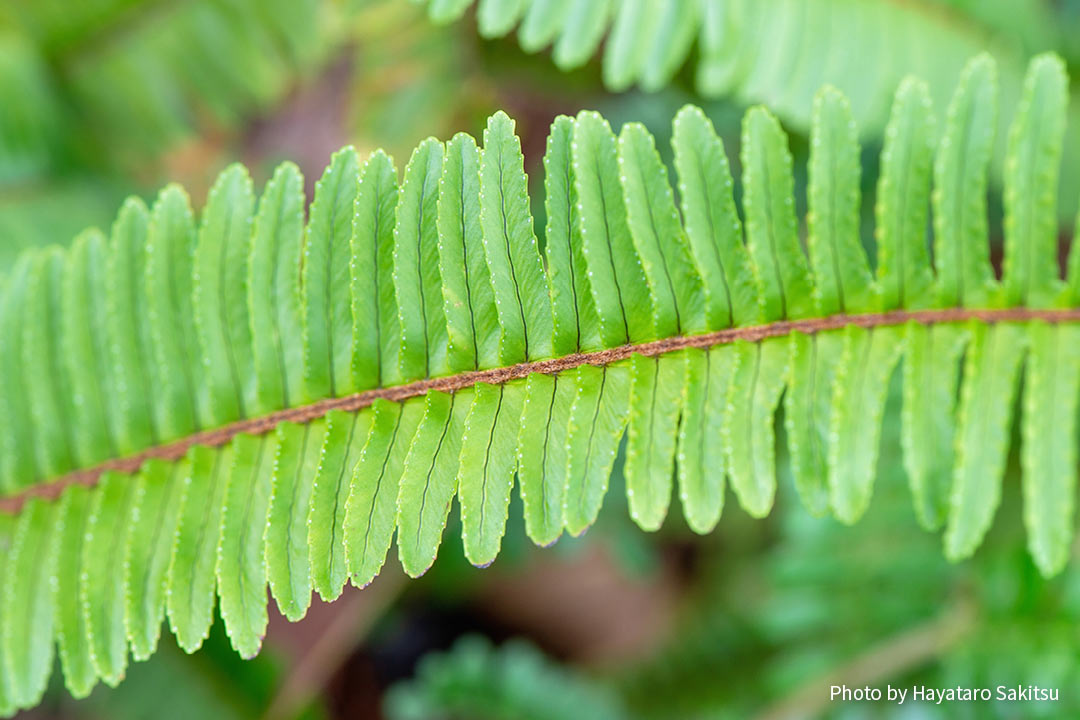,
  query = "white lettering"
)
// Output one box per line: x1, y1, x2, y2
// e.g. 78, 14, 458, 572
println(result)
997, 685, 1062, 702
829, 685, 882, 702
837, 684, 1058, 705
